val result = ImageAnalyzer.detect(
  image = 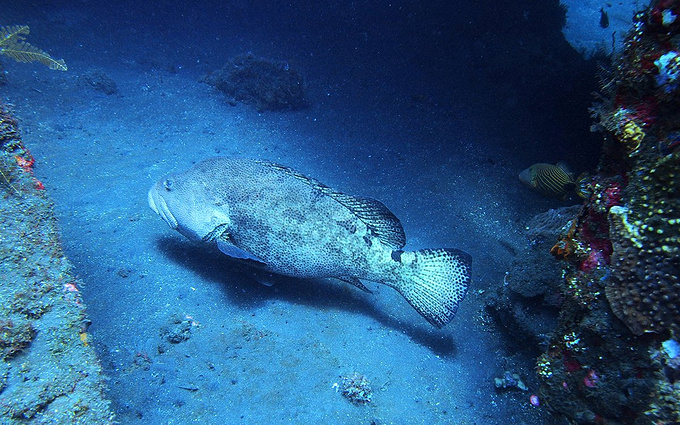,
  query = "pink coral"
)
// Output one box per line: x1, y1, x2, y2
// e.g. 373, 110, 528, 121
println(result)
603, 183, 622, 209
583, 369, 600, 388
580, 250, 606, 273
